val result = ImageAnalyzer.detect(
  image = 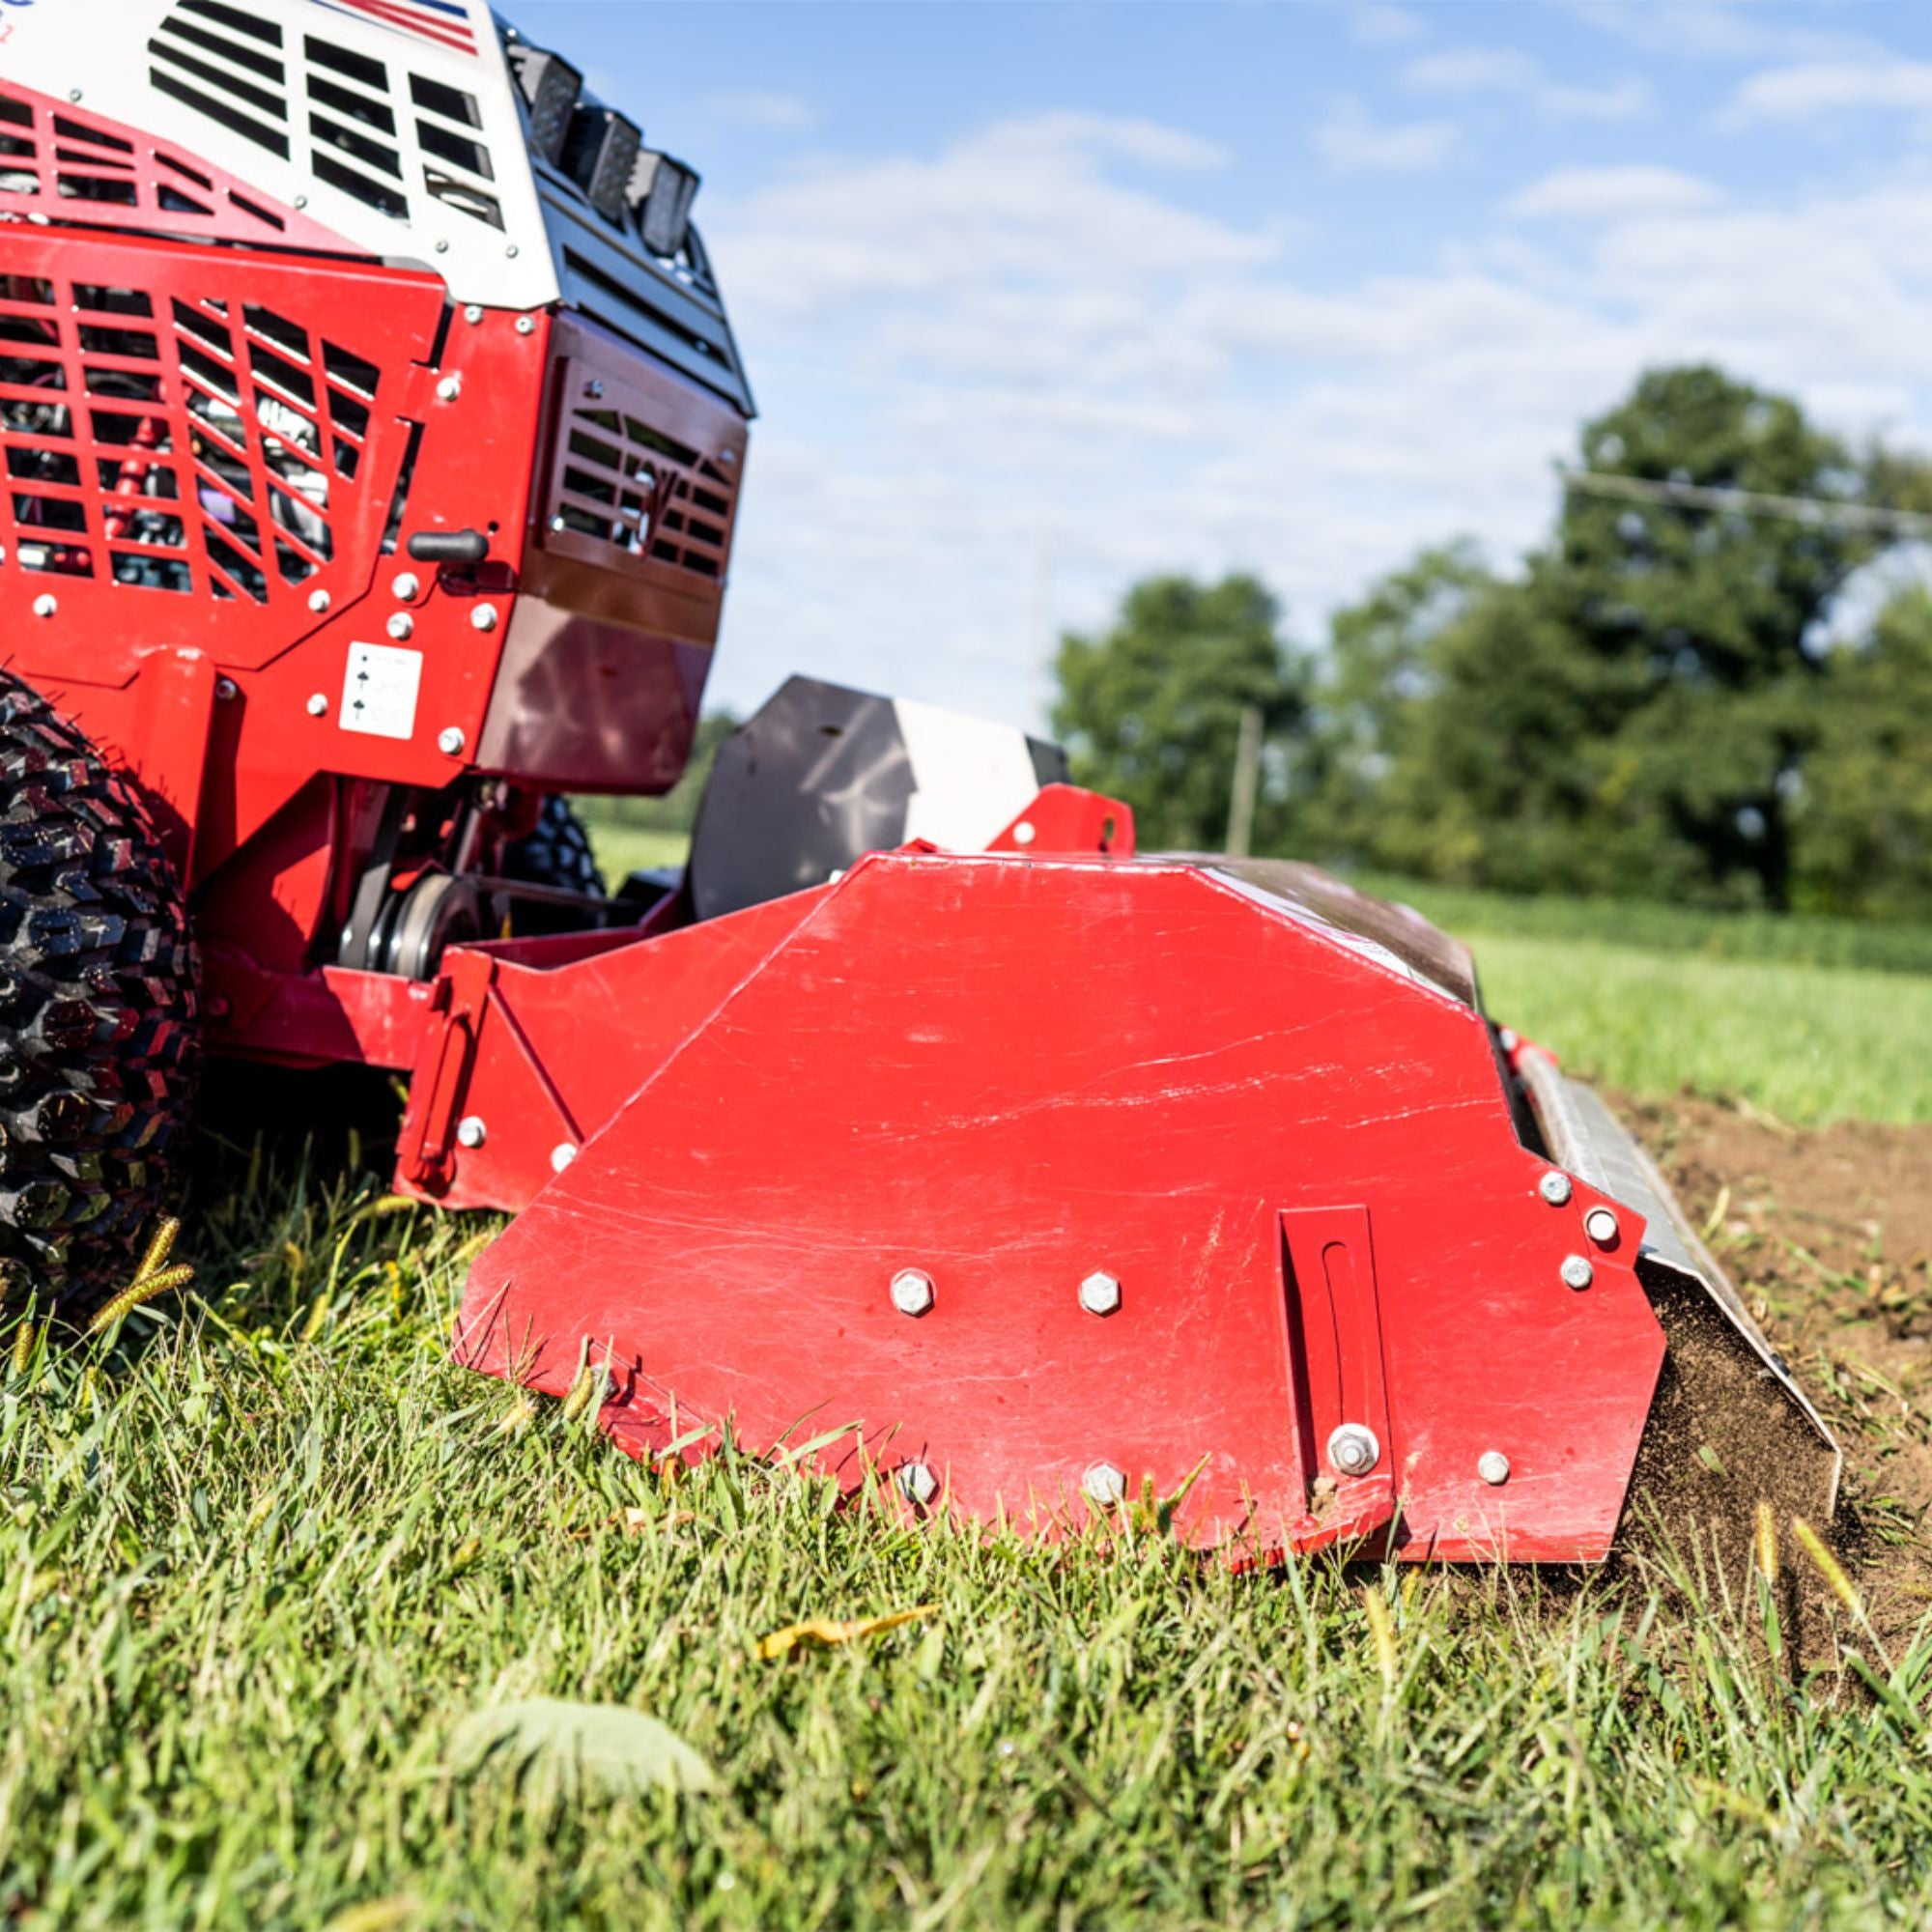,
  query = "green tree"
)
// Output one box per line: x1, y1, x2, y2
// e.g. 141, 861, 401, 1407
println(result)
1050, 574, 1304, 850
